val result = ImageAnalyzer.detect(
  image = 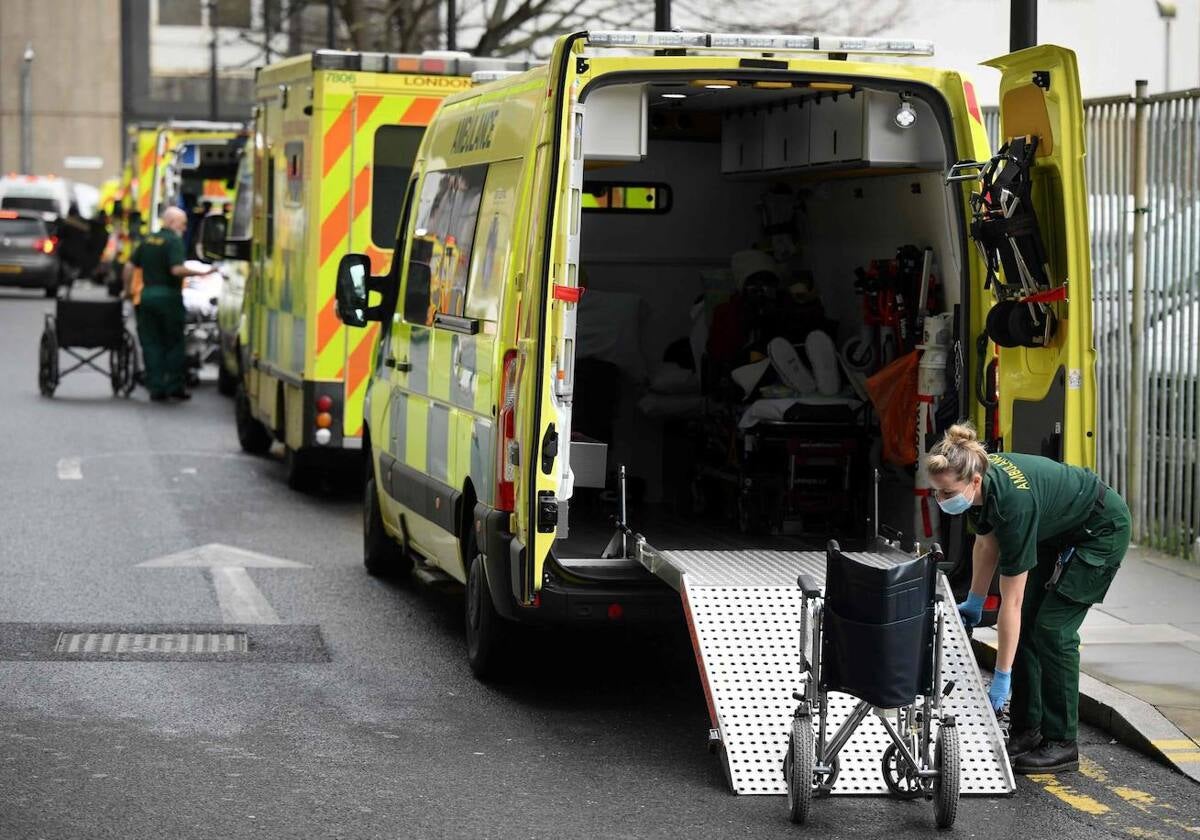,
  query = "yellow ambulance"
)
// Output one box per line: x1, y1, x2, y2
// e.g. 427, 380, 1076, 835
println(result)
205, 49, 531, 489
335, 31, 1095, 675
